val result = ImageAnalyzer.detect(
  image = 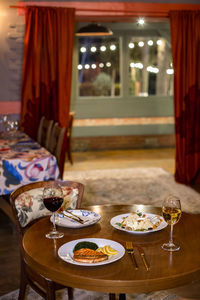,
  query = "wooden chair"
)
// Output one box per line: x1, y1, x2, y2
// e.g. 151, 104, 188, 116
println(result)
48, 123, 67, 179
9, 180, 84, 300
66, 112, 75, 165
37, 116, 54, 148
